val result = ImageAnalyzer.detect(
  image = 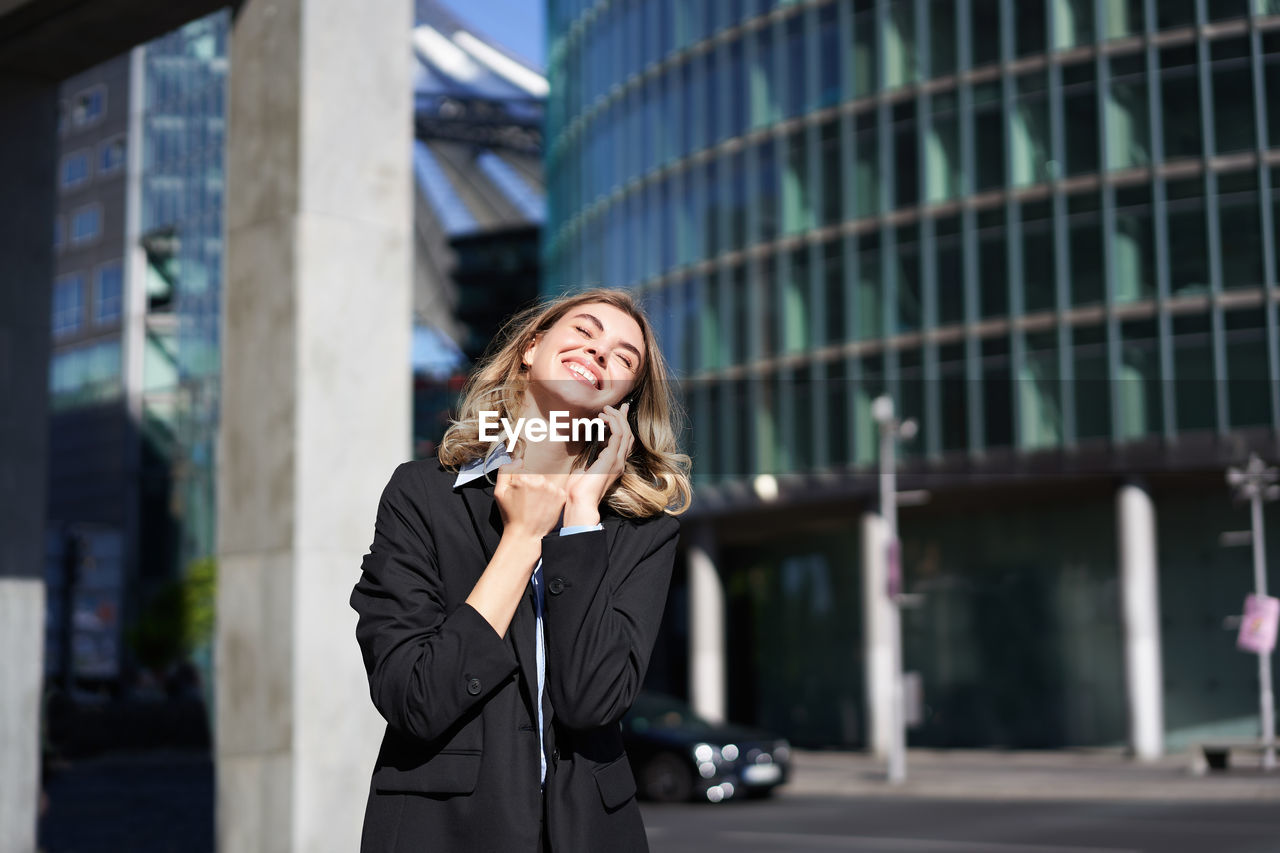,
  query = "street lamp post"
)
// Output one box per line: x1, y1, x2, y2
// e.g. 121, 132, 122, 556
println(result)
872, 395, 916, 784
1226, 453, 1279, 772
